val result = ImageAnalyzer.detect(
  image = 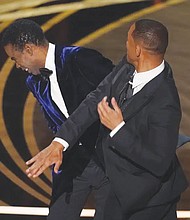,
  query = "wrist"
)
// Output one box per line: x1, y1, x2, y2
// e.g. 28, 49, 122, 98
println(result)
52, 141, 65, 151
